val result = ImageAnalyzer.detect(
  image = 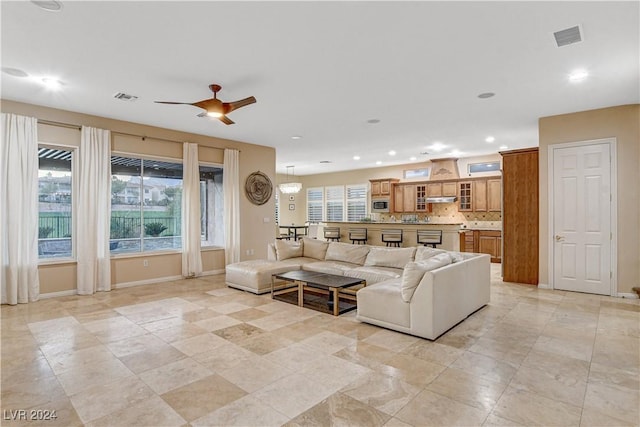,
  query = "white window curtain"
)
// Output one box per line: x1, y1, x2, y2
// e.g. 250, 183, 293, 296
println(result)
223, 149, 240, 264
77, 126, 111, 295
1, 113, 40, 304
181, 142, 203, 277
